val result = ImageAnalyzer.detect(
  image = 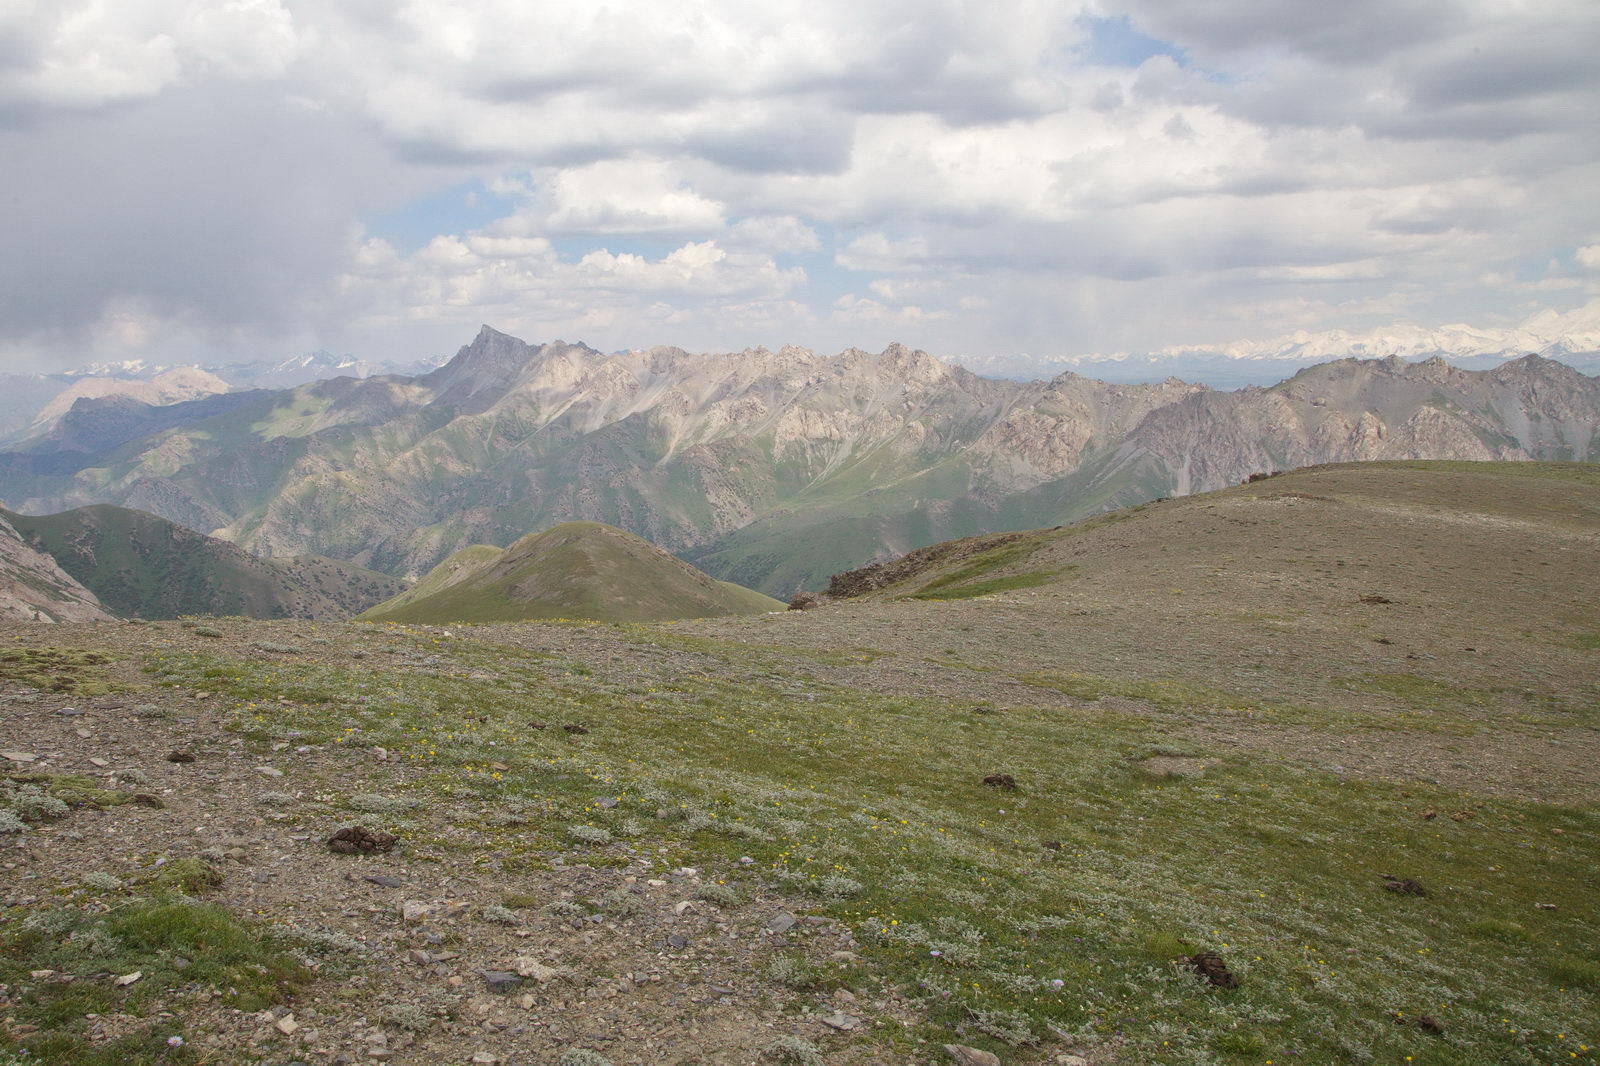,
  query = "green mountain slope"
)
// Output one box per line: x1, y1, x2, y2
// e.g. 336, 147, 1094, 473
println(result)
2, 504, 408, 620
358, 521, 783, 623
